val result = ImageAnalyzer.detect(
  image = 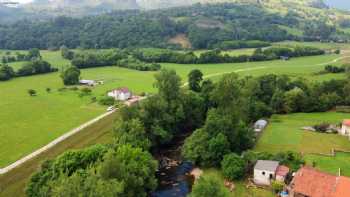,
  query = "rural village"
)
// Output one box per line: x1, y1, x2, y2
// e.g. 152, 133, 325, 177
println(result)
1, 0, 350, 197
